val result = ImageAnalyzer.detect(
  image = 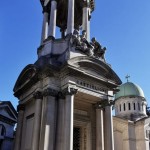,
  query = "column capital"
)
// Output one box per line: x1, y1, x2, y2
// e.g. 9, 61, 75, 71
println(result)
17, 104, 25, 112
82, 1, 90, 8
33, 91, 43, 99
62, 87, 78, 96
43, 88, 58, 97
95, 100, 114, 109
